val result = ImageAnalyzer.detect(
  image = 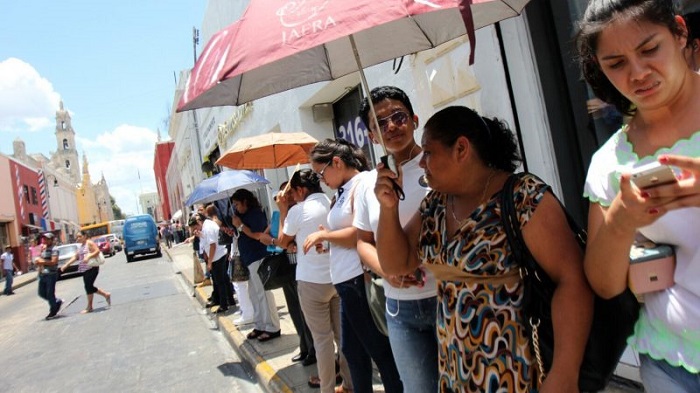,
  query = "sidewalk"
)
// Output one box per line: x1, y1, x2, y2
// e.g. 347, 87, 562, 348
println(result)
165, 243, 330, 393
2, 269, 39, 295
